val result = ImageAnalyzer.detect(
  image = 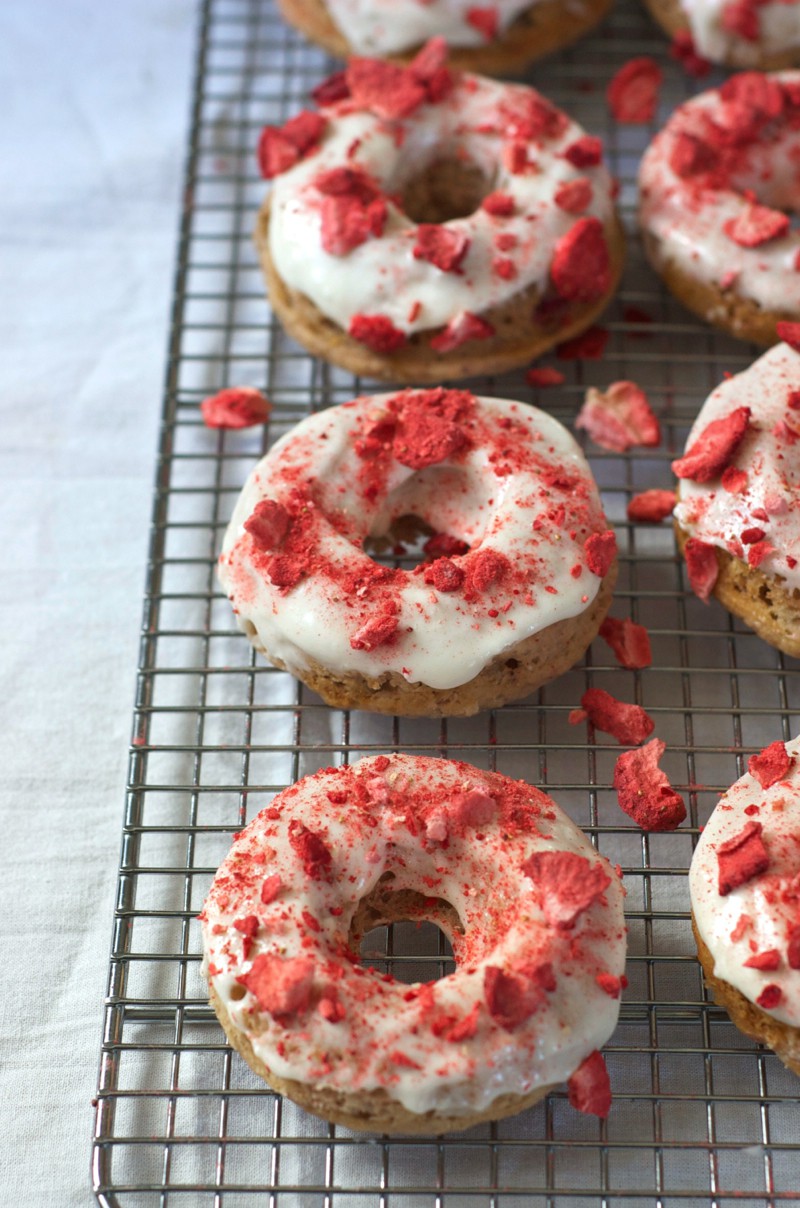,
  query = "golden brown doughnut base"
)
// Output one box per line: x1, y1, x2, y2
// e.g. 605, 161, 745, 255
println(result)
641, 0, 800, 69
640, 233, 799, 348
675, 523, 800, 658
210, 984, 553, 1133
692, 916, 800, 1075
277, 0, 613, 75
256, 203, 625, 384
240, 564, 616, 717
